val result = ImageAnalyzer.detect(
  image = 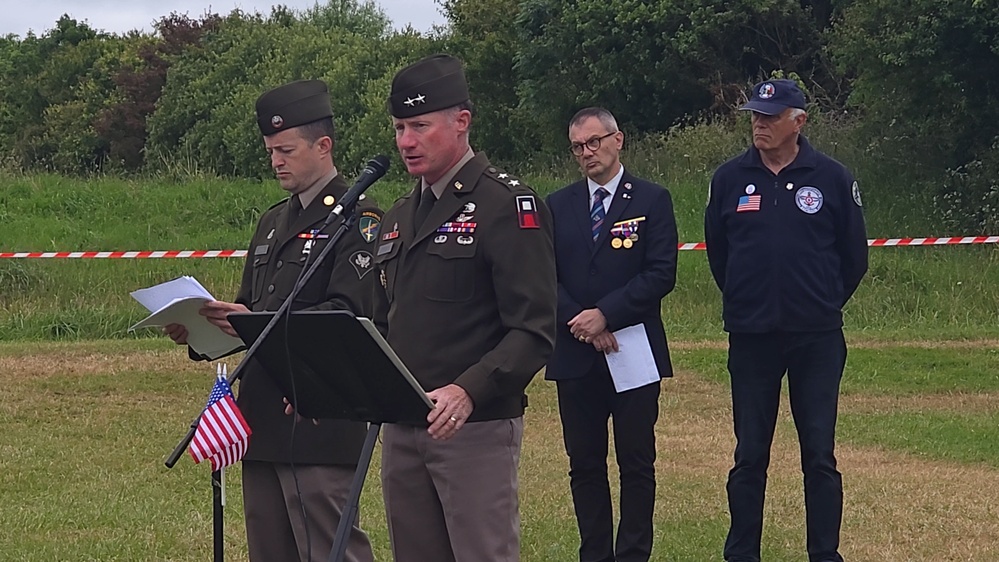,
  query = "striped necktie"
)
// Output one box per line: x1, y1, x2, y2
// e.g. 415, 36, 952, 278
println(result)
590, 187, 609, 241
